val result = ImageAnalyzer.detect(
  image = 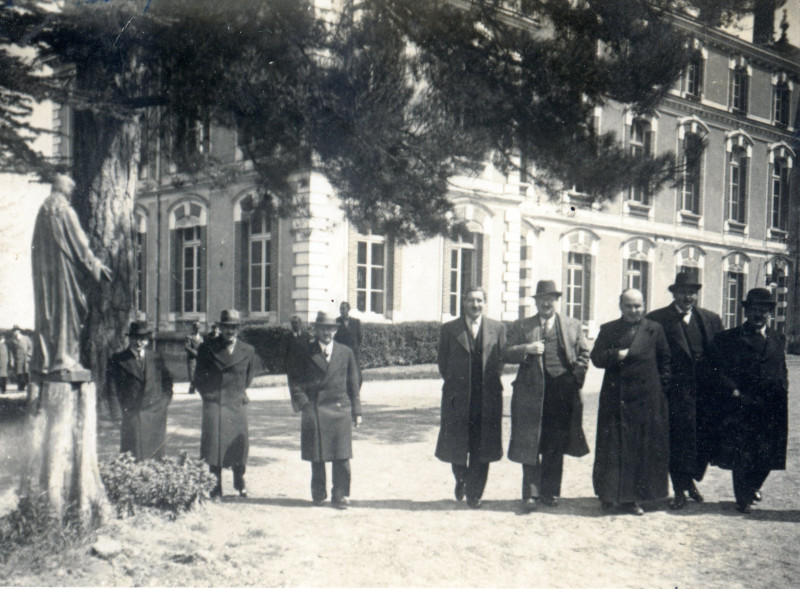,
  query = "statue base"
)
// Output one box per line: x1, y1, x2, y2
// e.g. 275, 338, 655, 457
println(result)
34, 367, 92, 383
